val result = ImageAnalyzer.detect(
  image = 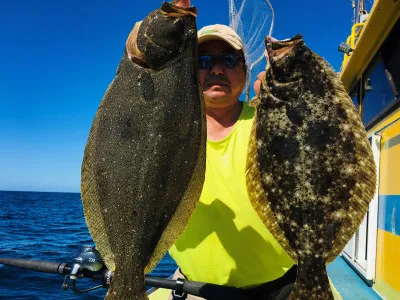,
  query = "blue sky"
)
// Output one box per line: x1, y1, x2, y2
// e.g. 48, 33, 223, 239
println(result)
0, 0, 356, 192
